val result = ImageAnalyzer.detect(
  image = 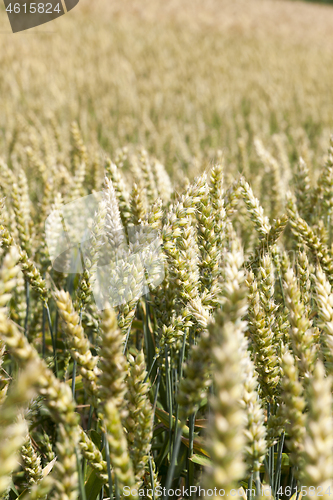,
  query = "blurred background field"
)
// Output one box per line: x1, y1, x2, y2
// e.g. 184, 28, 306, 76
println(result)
1, 0, 333, 179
